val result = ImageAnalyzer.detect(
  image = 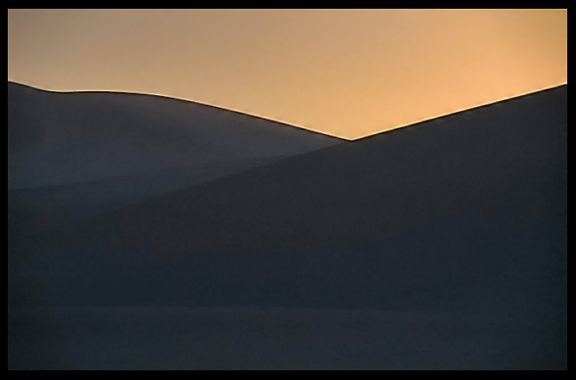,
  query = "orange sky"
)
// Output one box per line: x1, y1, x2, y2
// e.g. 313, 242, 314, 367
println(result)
7, 9, 567, 140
